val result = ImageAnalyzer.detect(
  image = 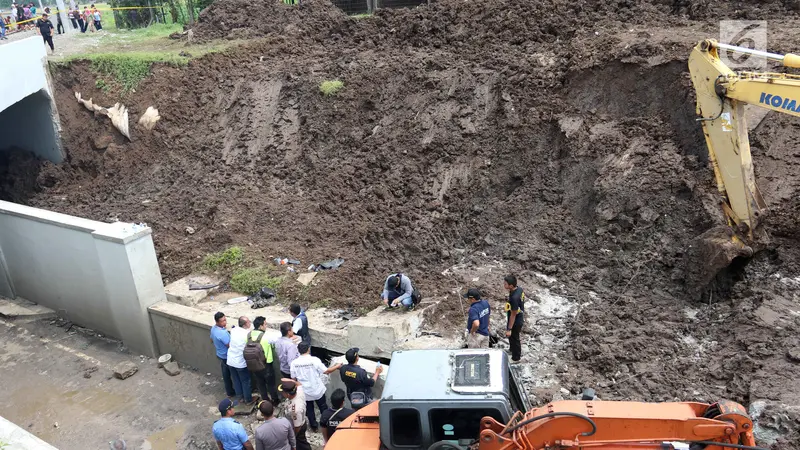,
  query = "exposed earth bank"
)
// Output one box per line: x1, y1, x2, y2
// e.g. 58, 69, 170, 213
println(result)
2, 0, 800, 447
